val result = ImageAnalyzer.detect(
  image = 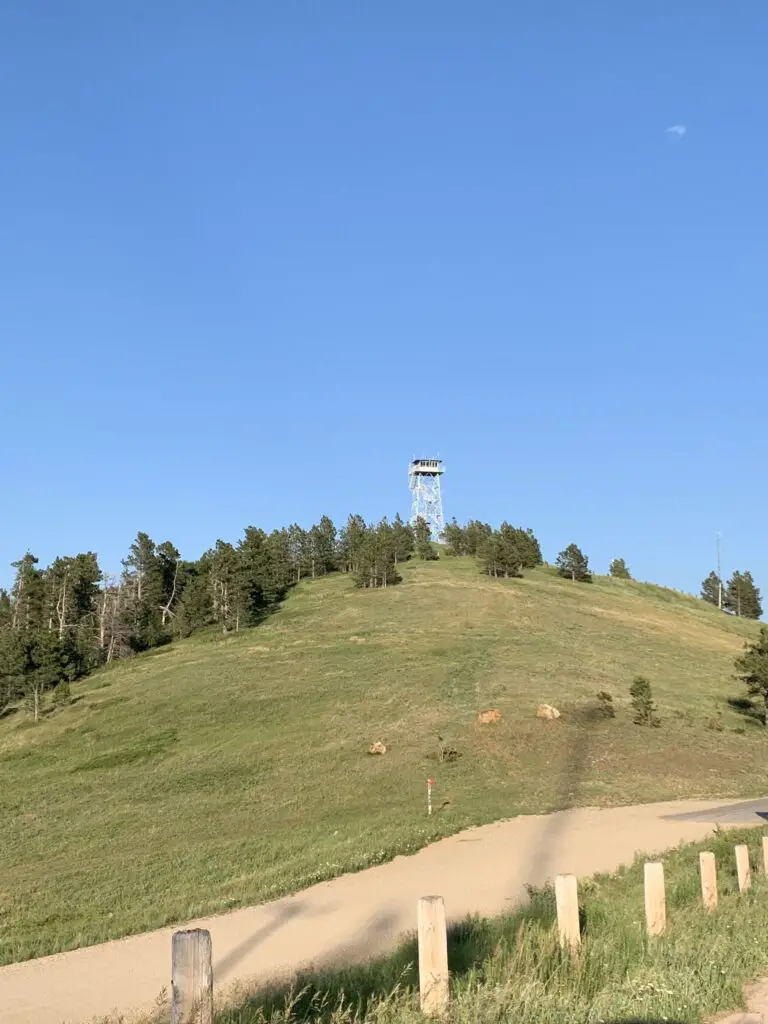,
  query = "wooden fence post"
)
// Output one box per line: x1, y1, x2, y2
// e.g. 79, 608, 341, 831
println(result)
699, 852, 717, 912
644, 862, 666, 936
762, 836, 768, 875
418, 896, 449, 1017
172, 929, 213, 1024
555, 874, 581, 952
736, 845, 751, 893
